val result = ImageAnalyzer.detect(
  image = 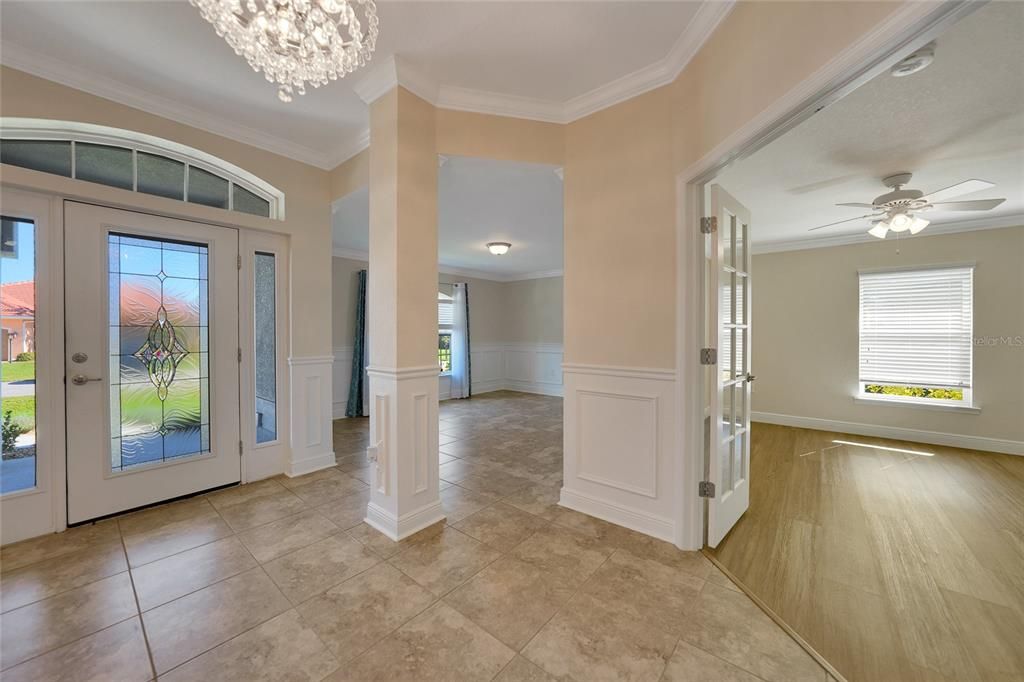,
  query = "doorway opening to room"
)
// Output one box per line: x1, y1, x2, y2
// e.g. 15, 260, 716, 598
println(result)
693, 4, 1023, 680
330, 154, 565, 523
